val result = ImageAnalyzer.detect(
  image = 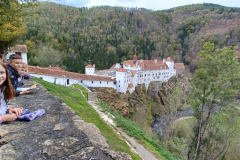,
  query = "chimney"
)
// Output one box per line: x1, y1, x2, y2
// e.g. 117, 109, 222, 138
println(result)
93, 64, 95, 68
154, 59, 157, 63
49, 65, 51, 67
163, 58, 165, 63
140, 59, 143, 63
